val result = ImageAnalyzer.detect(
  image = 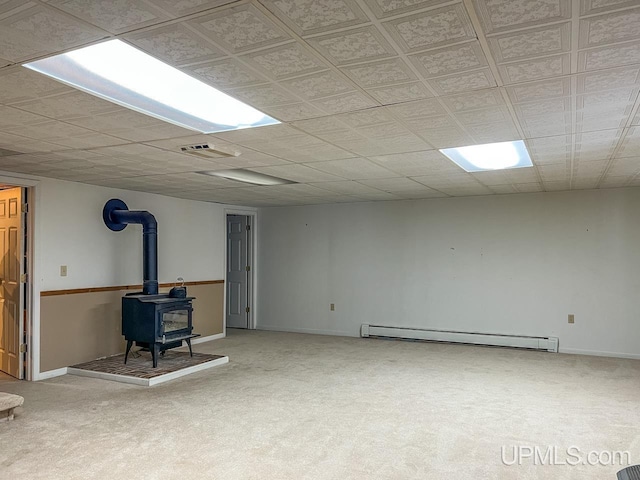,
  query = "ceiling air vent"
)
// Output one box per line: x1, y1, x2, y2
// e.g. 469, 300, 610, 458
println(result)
179, 143, 240, 159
